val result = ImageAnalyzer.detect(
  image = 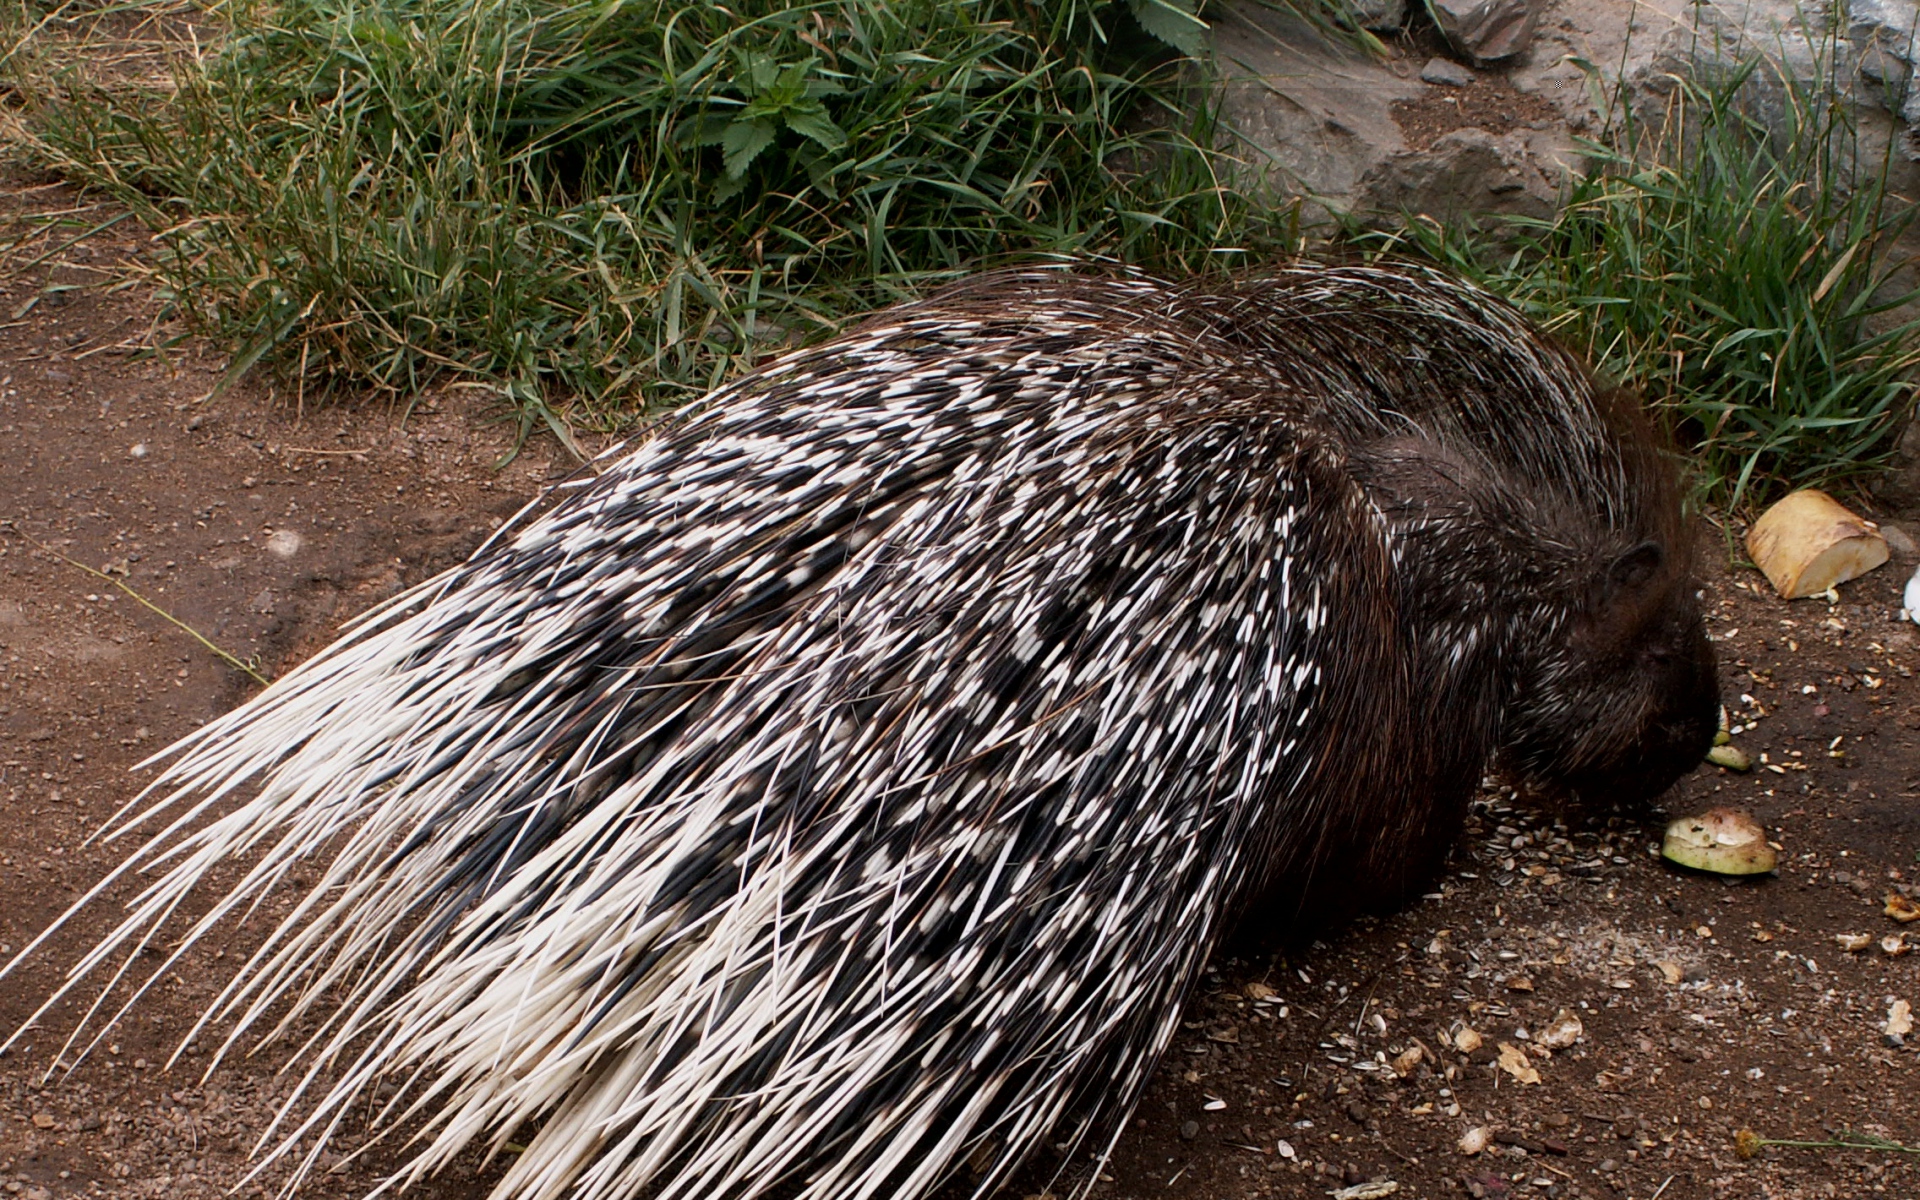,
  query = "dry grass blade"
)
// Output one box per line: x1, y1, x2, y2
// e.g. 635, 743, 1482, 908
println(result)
3, 521, 271, 684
